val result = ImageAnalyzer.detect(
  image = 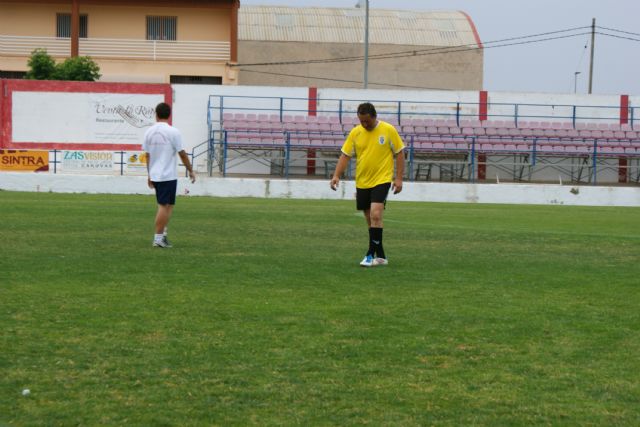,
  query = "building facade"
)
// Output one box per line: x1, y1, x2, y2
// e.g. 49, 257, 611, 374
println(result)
237, 6, 484, 90
0, 0, 239, 84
